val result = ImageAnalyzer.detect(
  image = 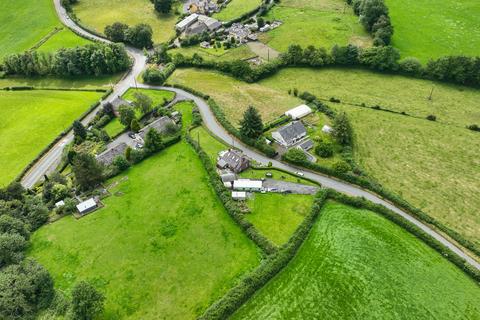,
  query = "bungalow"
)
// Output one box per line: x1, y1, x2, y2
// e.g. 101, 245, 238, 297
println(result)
76, 198, 97, 215
217, 149, 250, 173
233, 179, 263, 192
96, 142, 128, 166
272, 121, 307, 147
285, 104, 312, 120
138, 116, 176, 139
